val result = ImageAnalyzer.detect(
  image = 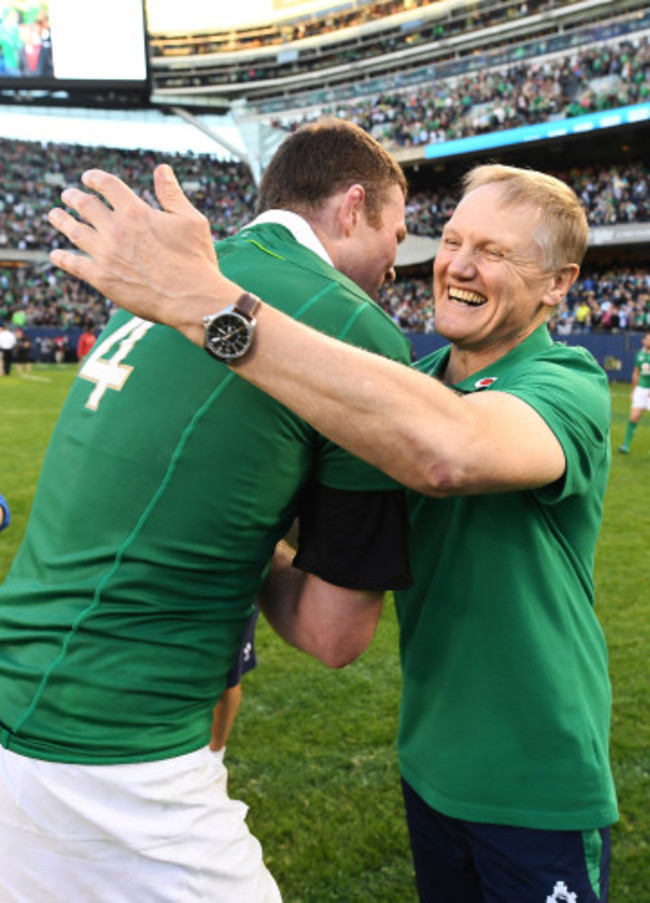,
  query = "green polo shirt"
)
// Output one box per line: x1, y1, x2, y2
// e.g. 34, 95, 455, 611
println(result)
396, 326, 618, 830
